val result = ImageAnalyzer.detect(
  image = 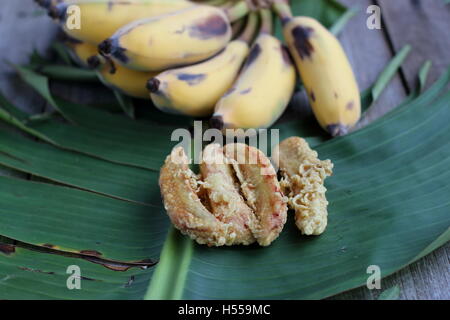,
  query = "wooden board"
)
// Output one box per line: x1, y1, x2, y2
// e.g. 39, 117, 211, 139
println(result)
378, 0, 450, 88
